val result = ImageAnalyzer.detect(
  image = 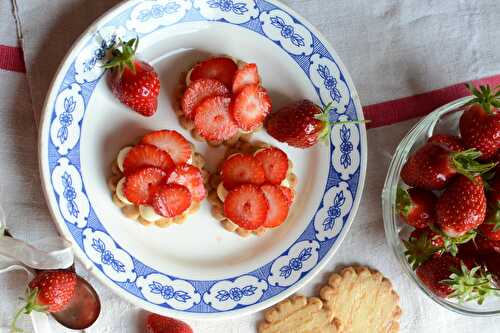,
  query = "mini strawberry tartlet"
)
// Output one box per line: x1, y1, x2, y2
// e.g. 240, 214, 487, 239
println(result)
107, 130, 208, 227
174, 56, 272, 146
207, 138, 297, 237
